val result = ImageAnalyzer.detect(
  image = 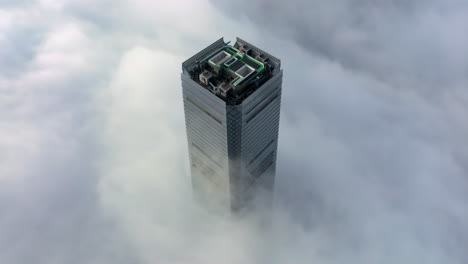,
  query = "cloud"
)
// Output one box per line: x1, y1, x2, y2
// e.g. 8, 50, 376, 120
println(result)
211, 0, 468, 262
1, 0, 468, 263
212, 0, 468, 99
0, 2, 135, 263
